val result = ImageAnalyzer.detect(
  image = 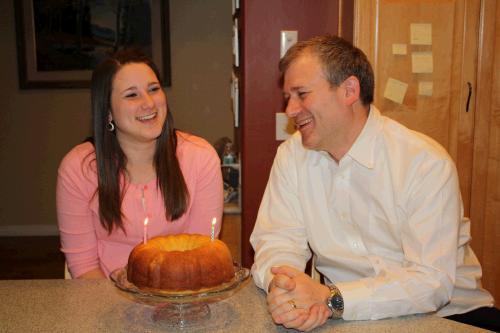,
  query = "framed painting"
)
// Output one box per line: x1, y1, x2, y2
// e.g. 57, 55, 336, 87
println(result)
13, 0, 171, 89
